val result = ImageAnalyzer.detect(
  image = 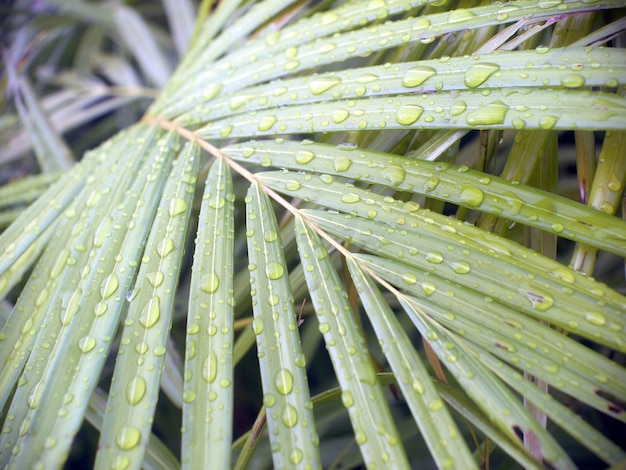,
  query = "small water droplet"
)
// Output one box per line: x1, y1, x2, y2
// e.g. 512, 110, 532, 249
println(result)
560, 74, 585, 88
429, 399, 443, 411
116, 425, 141, 450
331, 109, 349, 123
253, 317, 264, 335
126, 376, 147, 405
464, 63, 500, 88
426, 252, 444, 264
549, 267, 575, 283
551, 223, 564, 233
522, 290, 554, 312
147, 271, 164, 287
285, 180, 301, 191
607, 174, 622, 192
139, 296, 161, 328
290, 448, 304, 465
450, 101, 467, 117
264, 393, 276, 407
451, 261, 471, 274
319, 322, 331, 334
